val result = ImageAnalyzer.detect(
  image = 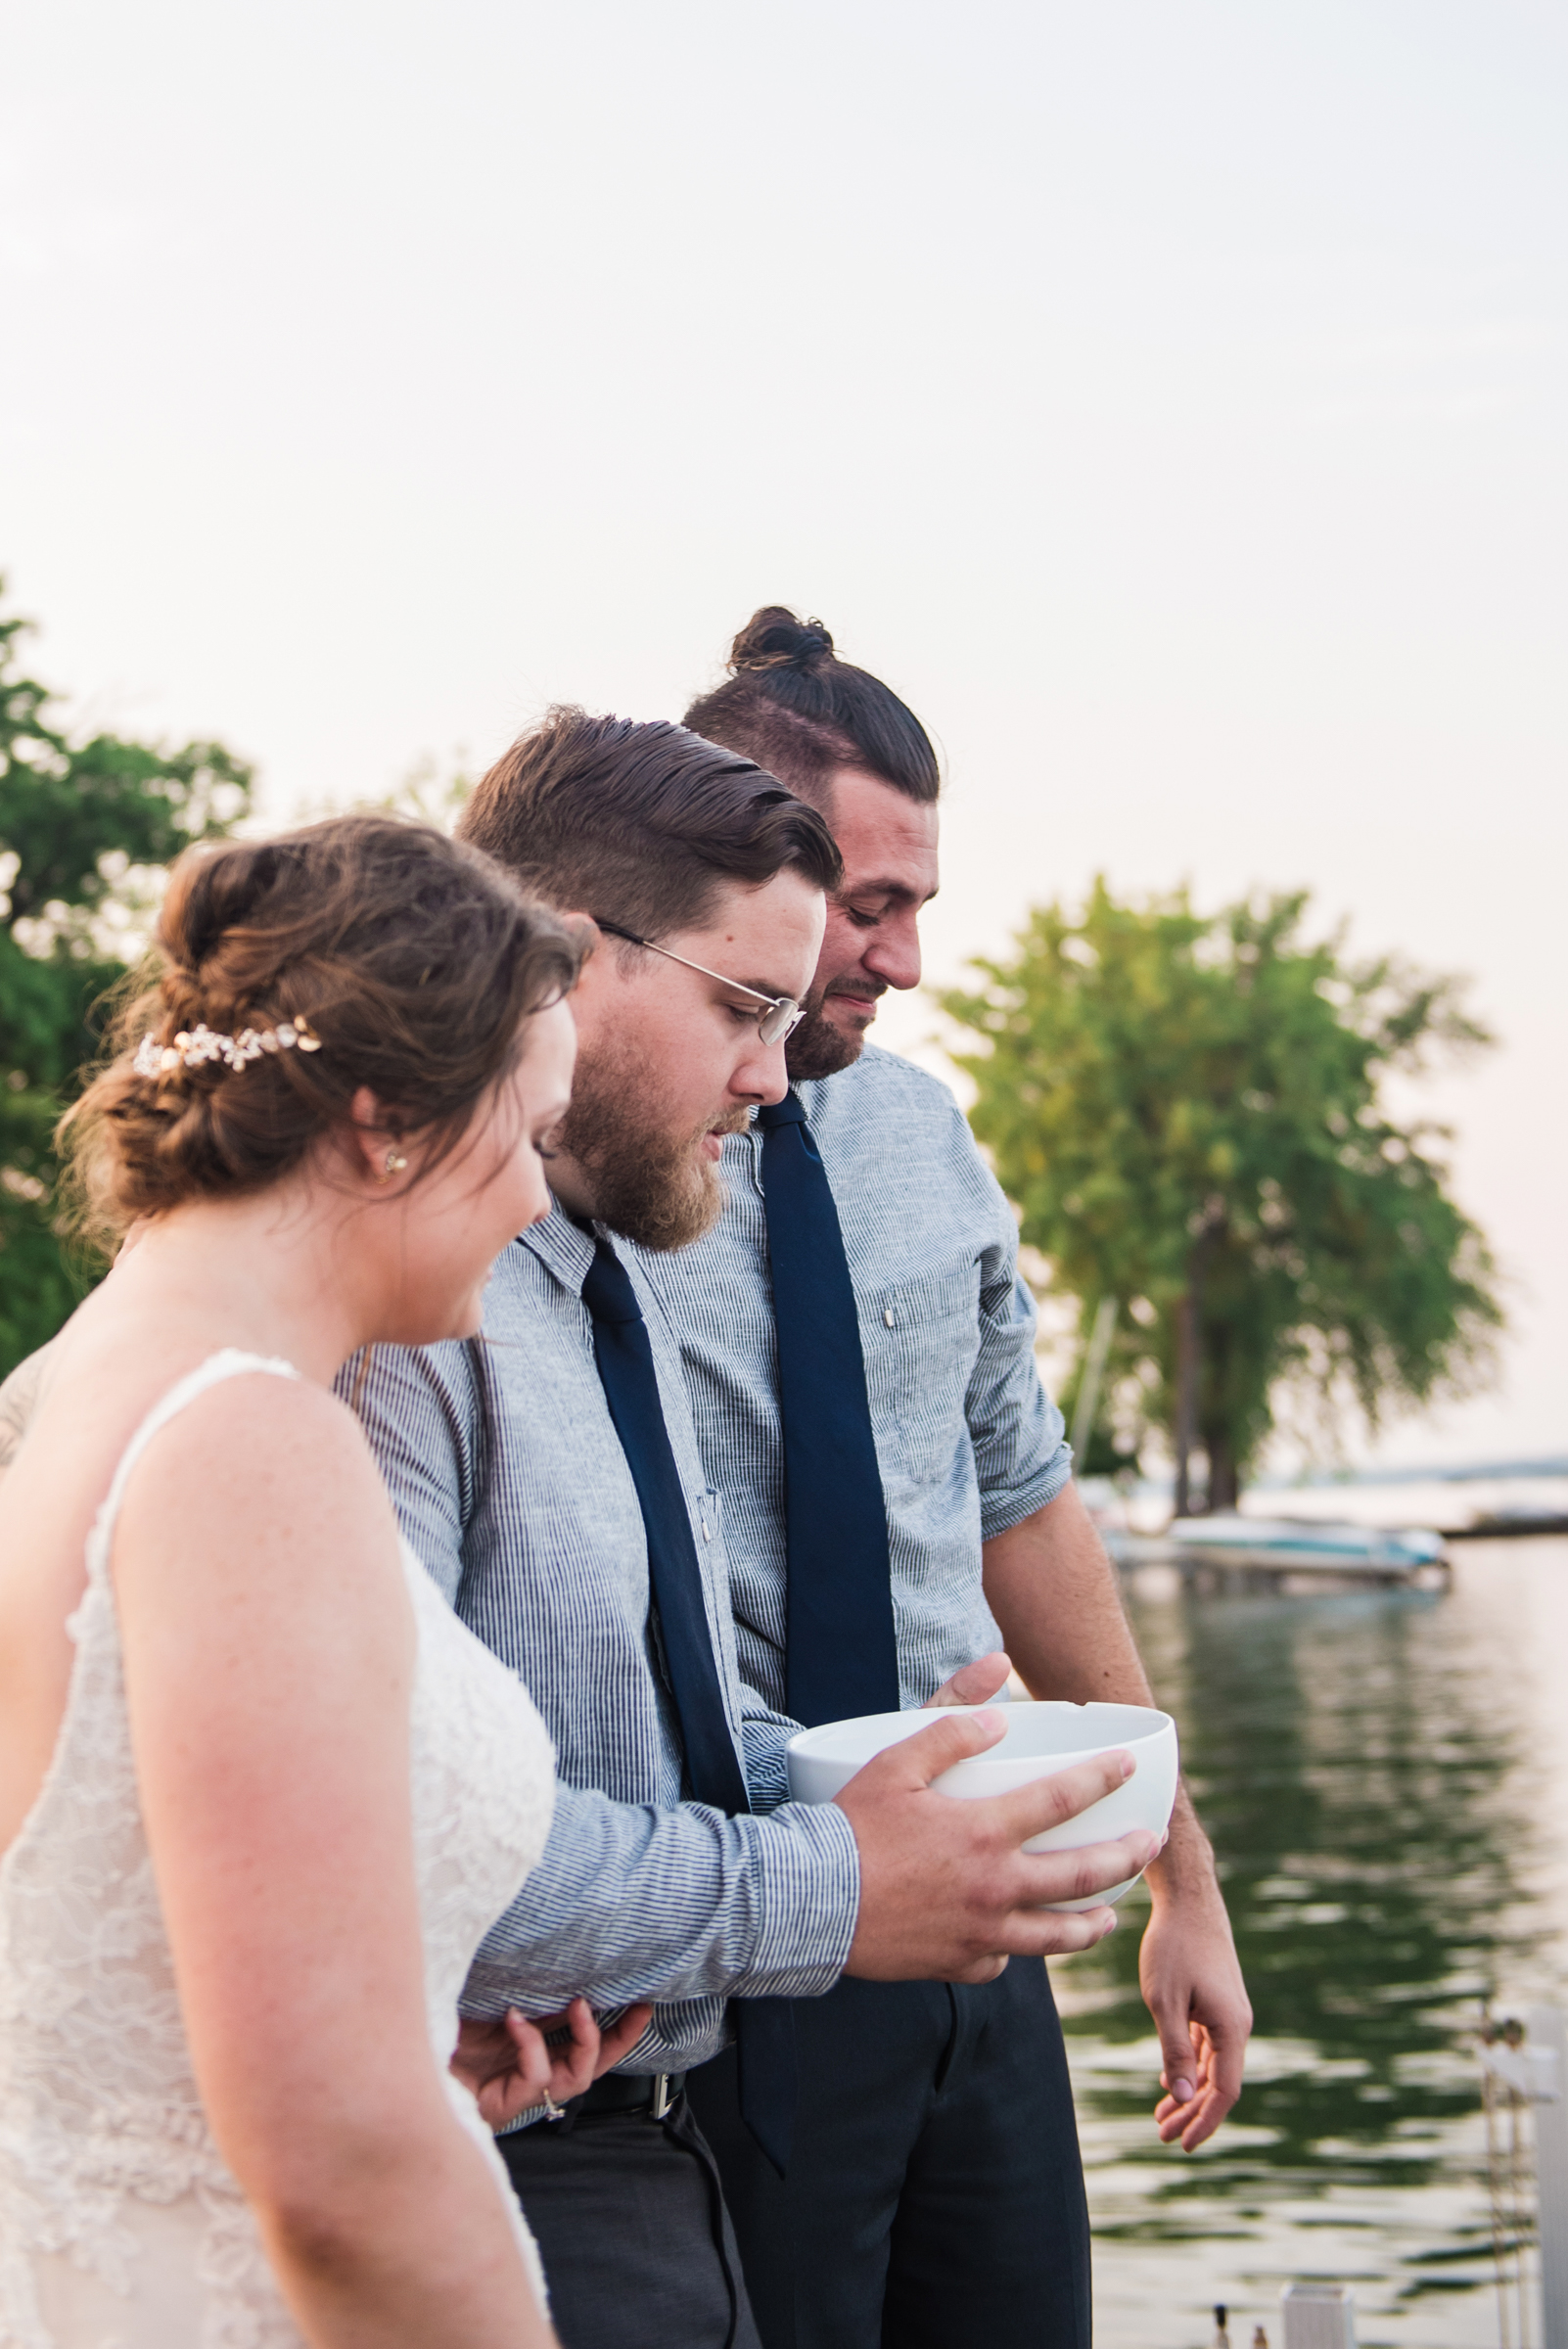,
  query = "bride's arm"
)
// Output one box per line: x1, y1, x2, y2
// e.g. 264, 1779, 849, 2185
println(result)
115, 1373, 555, 2349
